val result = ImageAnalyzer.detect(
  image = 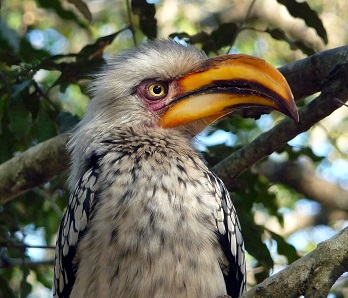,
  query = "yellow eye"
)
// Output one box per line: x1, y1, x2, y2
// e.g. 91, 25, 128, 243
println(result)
148, 83, 167, 97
